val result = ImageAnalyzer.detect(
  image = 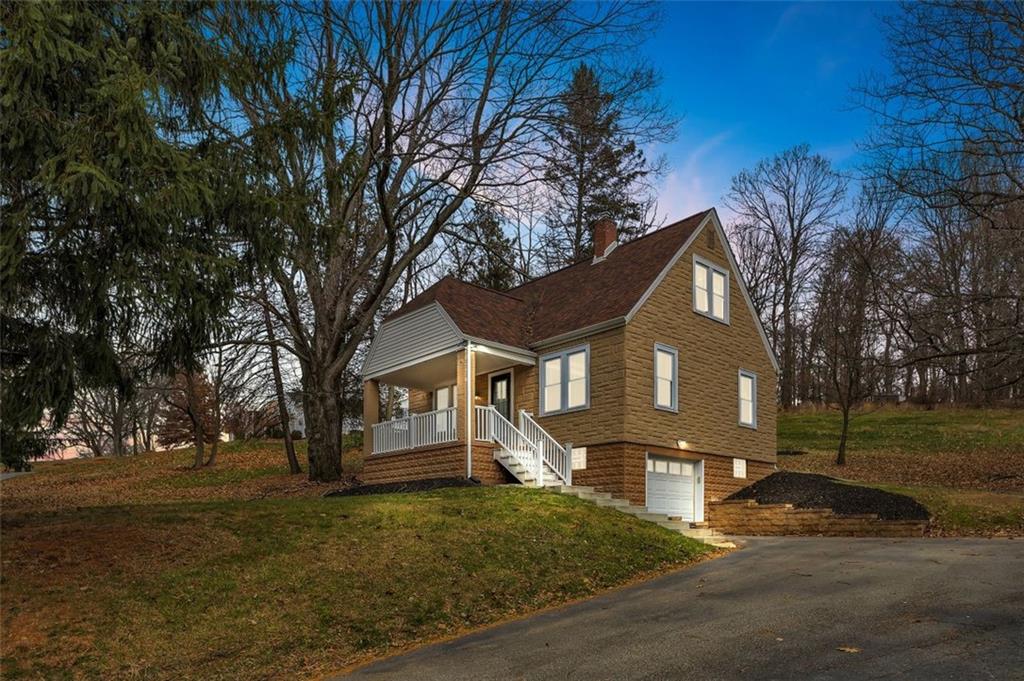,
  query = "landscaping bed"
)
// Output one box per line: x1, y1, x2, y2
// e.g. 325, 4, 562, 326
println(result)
325, 477, 480, 496
728, 471, 930, 521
